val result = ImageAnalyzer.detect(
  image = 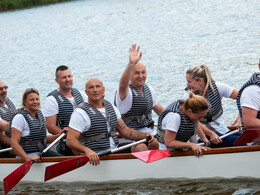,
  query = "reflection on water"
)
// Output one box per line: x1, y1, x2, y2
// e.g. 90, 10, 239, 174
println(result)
1, 178, 260, 194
